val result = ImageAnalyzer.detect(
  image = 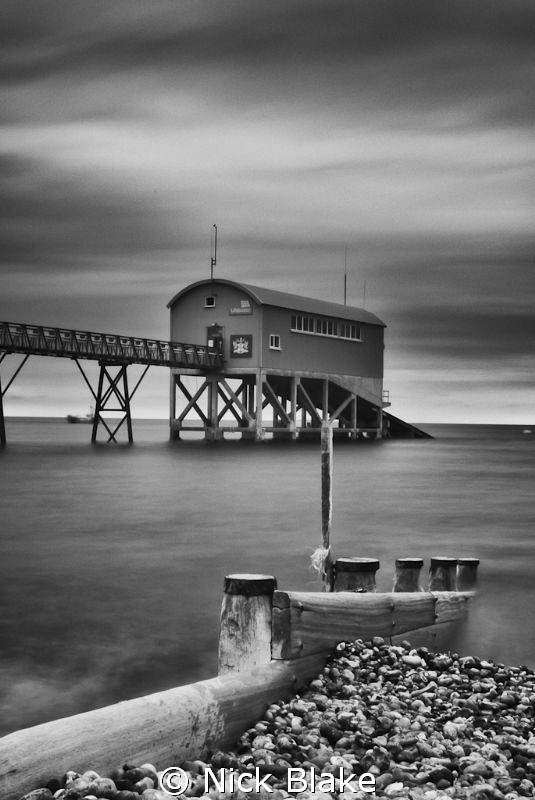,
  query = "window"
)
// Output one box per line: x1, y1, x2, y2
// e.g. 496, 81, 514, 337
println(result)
204, 295, 216, 308
290, 313, 362, 341
269, 334, 281, 350
340, 322, 361, 341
